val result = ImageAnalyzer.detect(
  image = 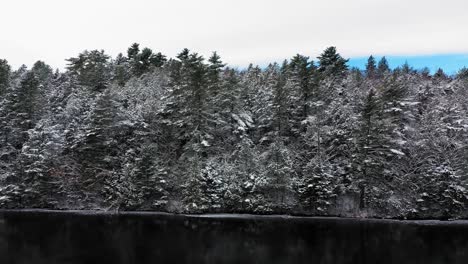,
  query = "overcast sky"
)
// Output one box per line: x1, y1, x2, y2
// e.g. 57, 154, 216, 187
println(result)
1, 0, 467, 70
